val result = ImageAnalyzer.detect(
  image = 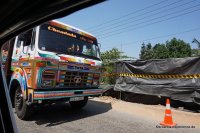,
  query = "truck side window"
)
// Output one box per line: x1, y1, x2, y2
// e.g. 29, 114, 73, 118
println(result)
16, 38, 21, 48
30, 30, 35, 51
18, 29, 34, 54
